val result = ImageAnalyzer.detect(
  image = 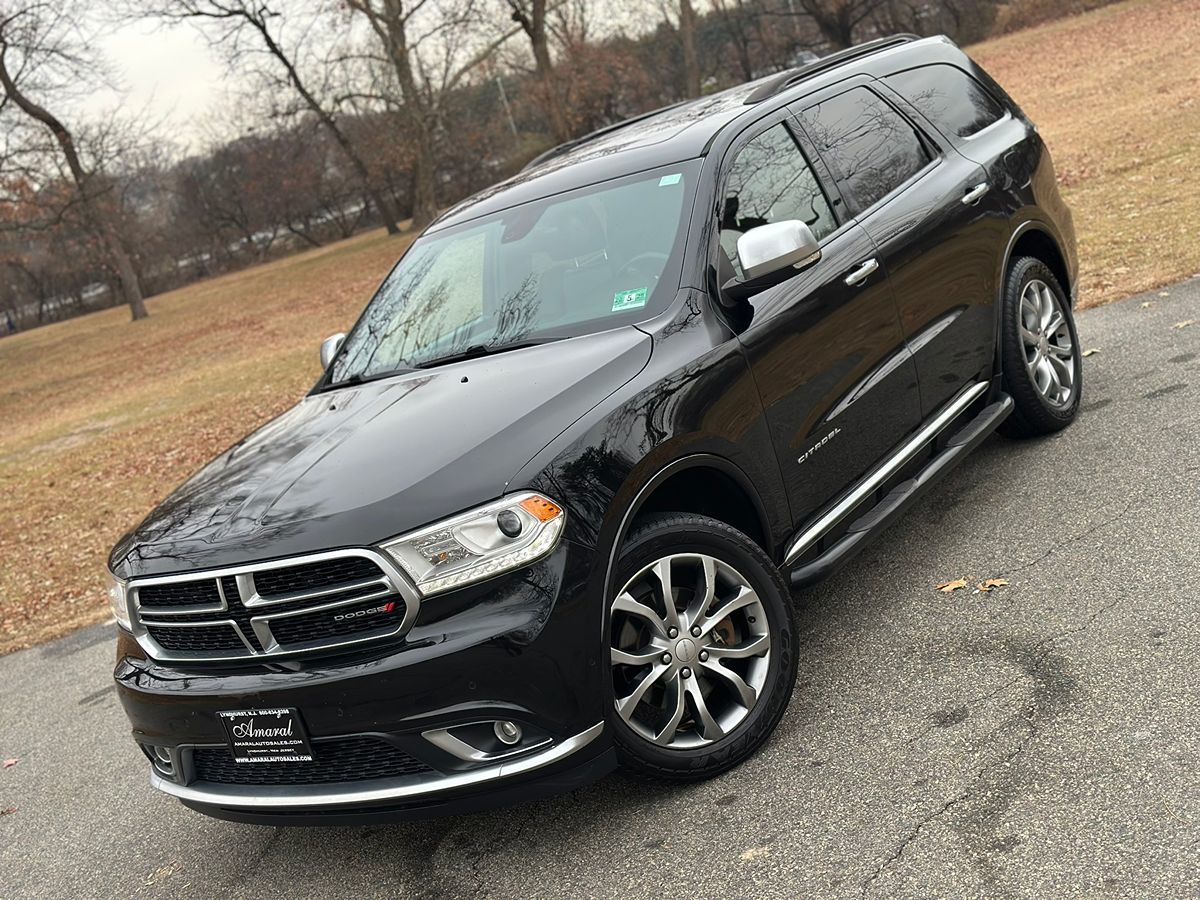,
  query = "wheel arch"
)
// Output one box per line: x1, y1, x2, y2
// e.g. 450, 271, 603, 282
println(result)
992, 220, 1074, 385
601, 454, 776, 603
1002, 221, 1073, 305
